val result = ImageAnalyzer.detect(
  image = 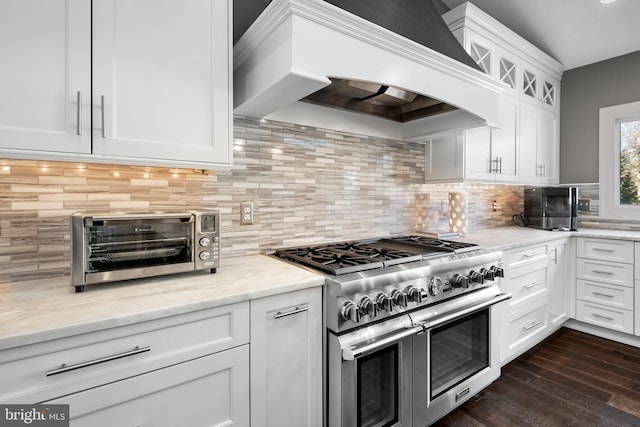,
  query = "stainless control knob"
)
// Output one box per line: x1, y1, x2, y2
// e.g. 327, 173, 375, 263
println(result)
391, 289, 408, 307
469, 270, 484, 284
405, 286, 423, 303
480, 267, 495, 281
340, 301, 360, 323
199, 237, 211, 247
451, 273, 469, 288
358, 296, 377, 317
375, 293, 393, 313
199, 251, 211, 261
428, 276, 444, 296
490, 265, 504, 278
